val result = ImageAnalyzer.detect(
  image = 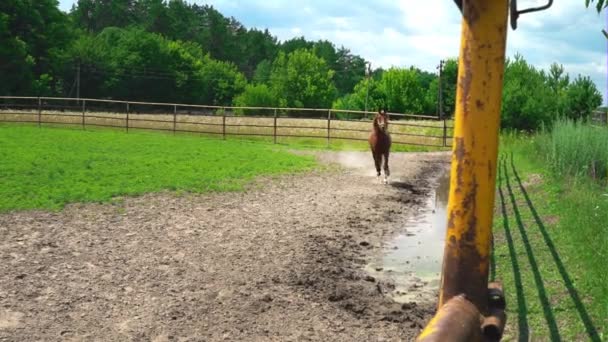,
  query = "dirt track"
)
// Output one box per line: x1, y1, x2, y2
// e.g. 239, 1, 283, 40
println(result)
0, 150, 450, 341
